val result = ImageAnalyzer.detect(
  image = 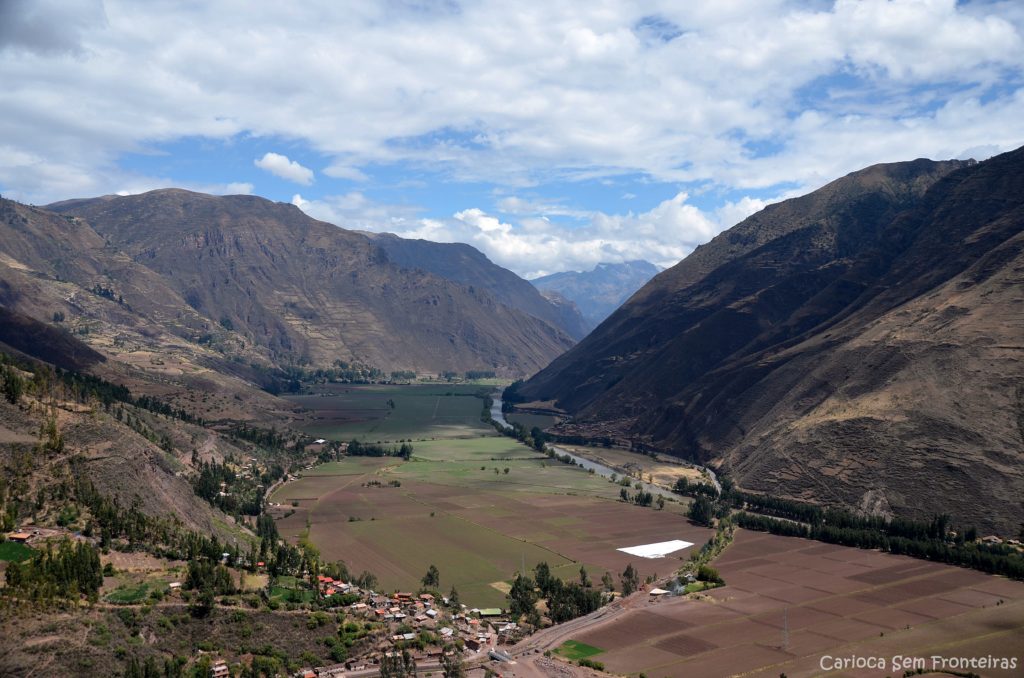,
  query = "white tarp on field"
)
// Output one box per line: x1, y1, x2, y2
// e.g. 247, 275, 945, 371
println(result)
617, 539, 694, 559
